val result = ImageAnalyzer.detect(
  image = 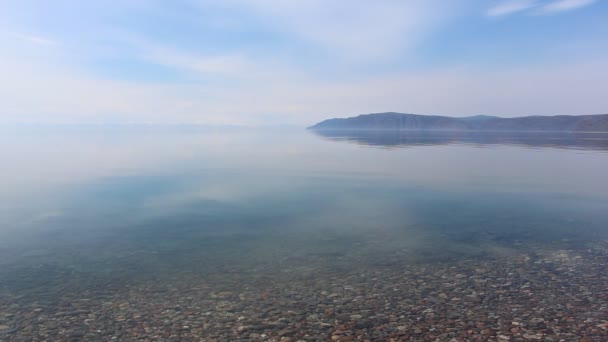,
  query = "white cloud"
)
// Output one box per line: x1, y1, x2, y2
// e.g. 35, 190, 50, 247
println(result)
204, 0, 460, 63
539, 0, 597, 13
2, 31, 58, 45
487, 0, 538, 17
2, 46, 608, 126
488, 0, 598, 17
105, 33, 293, 80
143, 48, 250, 75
